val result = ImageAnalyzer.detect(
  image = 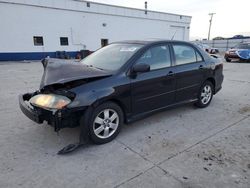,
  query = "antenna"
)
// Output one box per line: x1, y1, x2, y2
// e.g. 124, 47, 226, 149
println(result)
171, 30, 177, 40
